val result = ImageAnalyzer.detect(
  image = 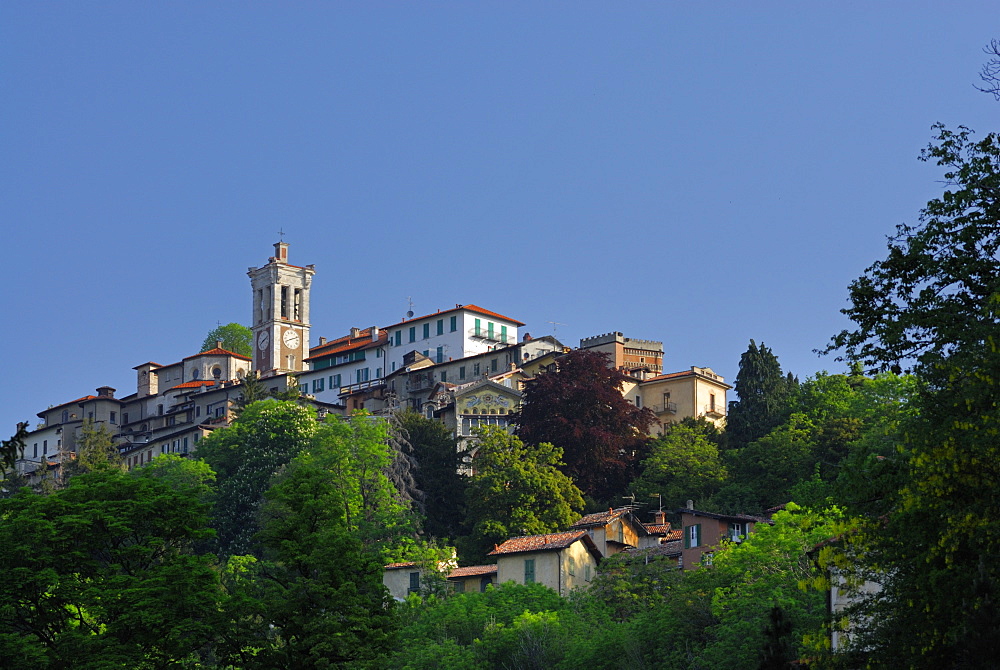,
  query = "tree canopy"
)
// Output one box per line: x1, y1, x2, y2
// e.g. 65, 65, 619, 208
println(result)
201, 322, 253, 358
464, 428, 584, 562
513, 349, 656, 503
822, 124, 1000, 666
726, 339, 797, 451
